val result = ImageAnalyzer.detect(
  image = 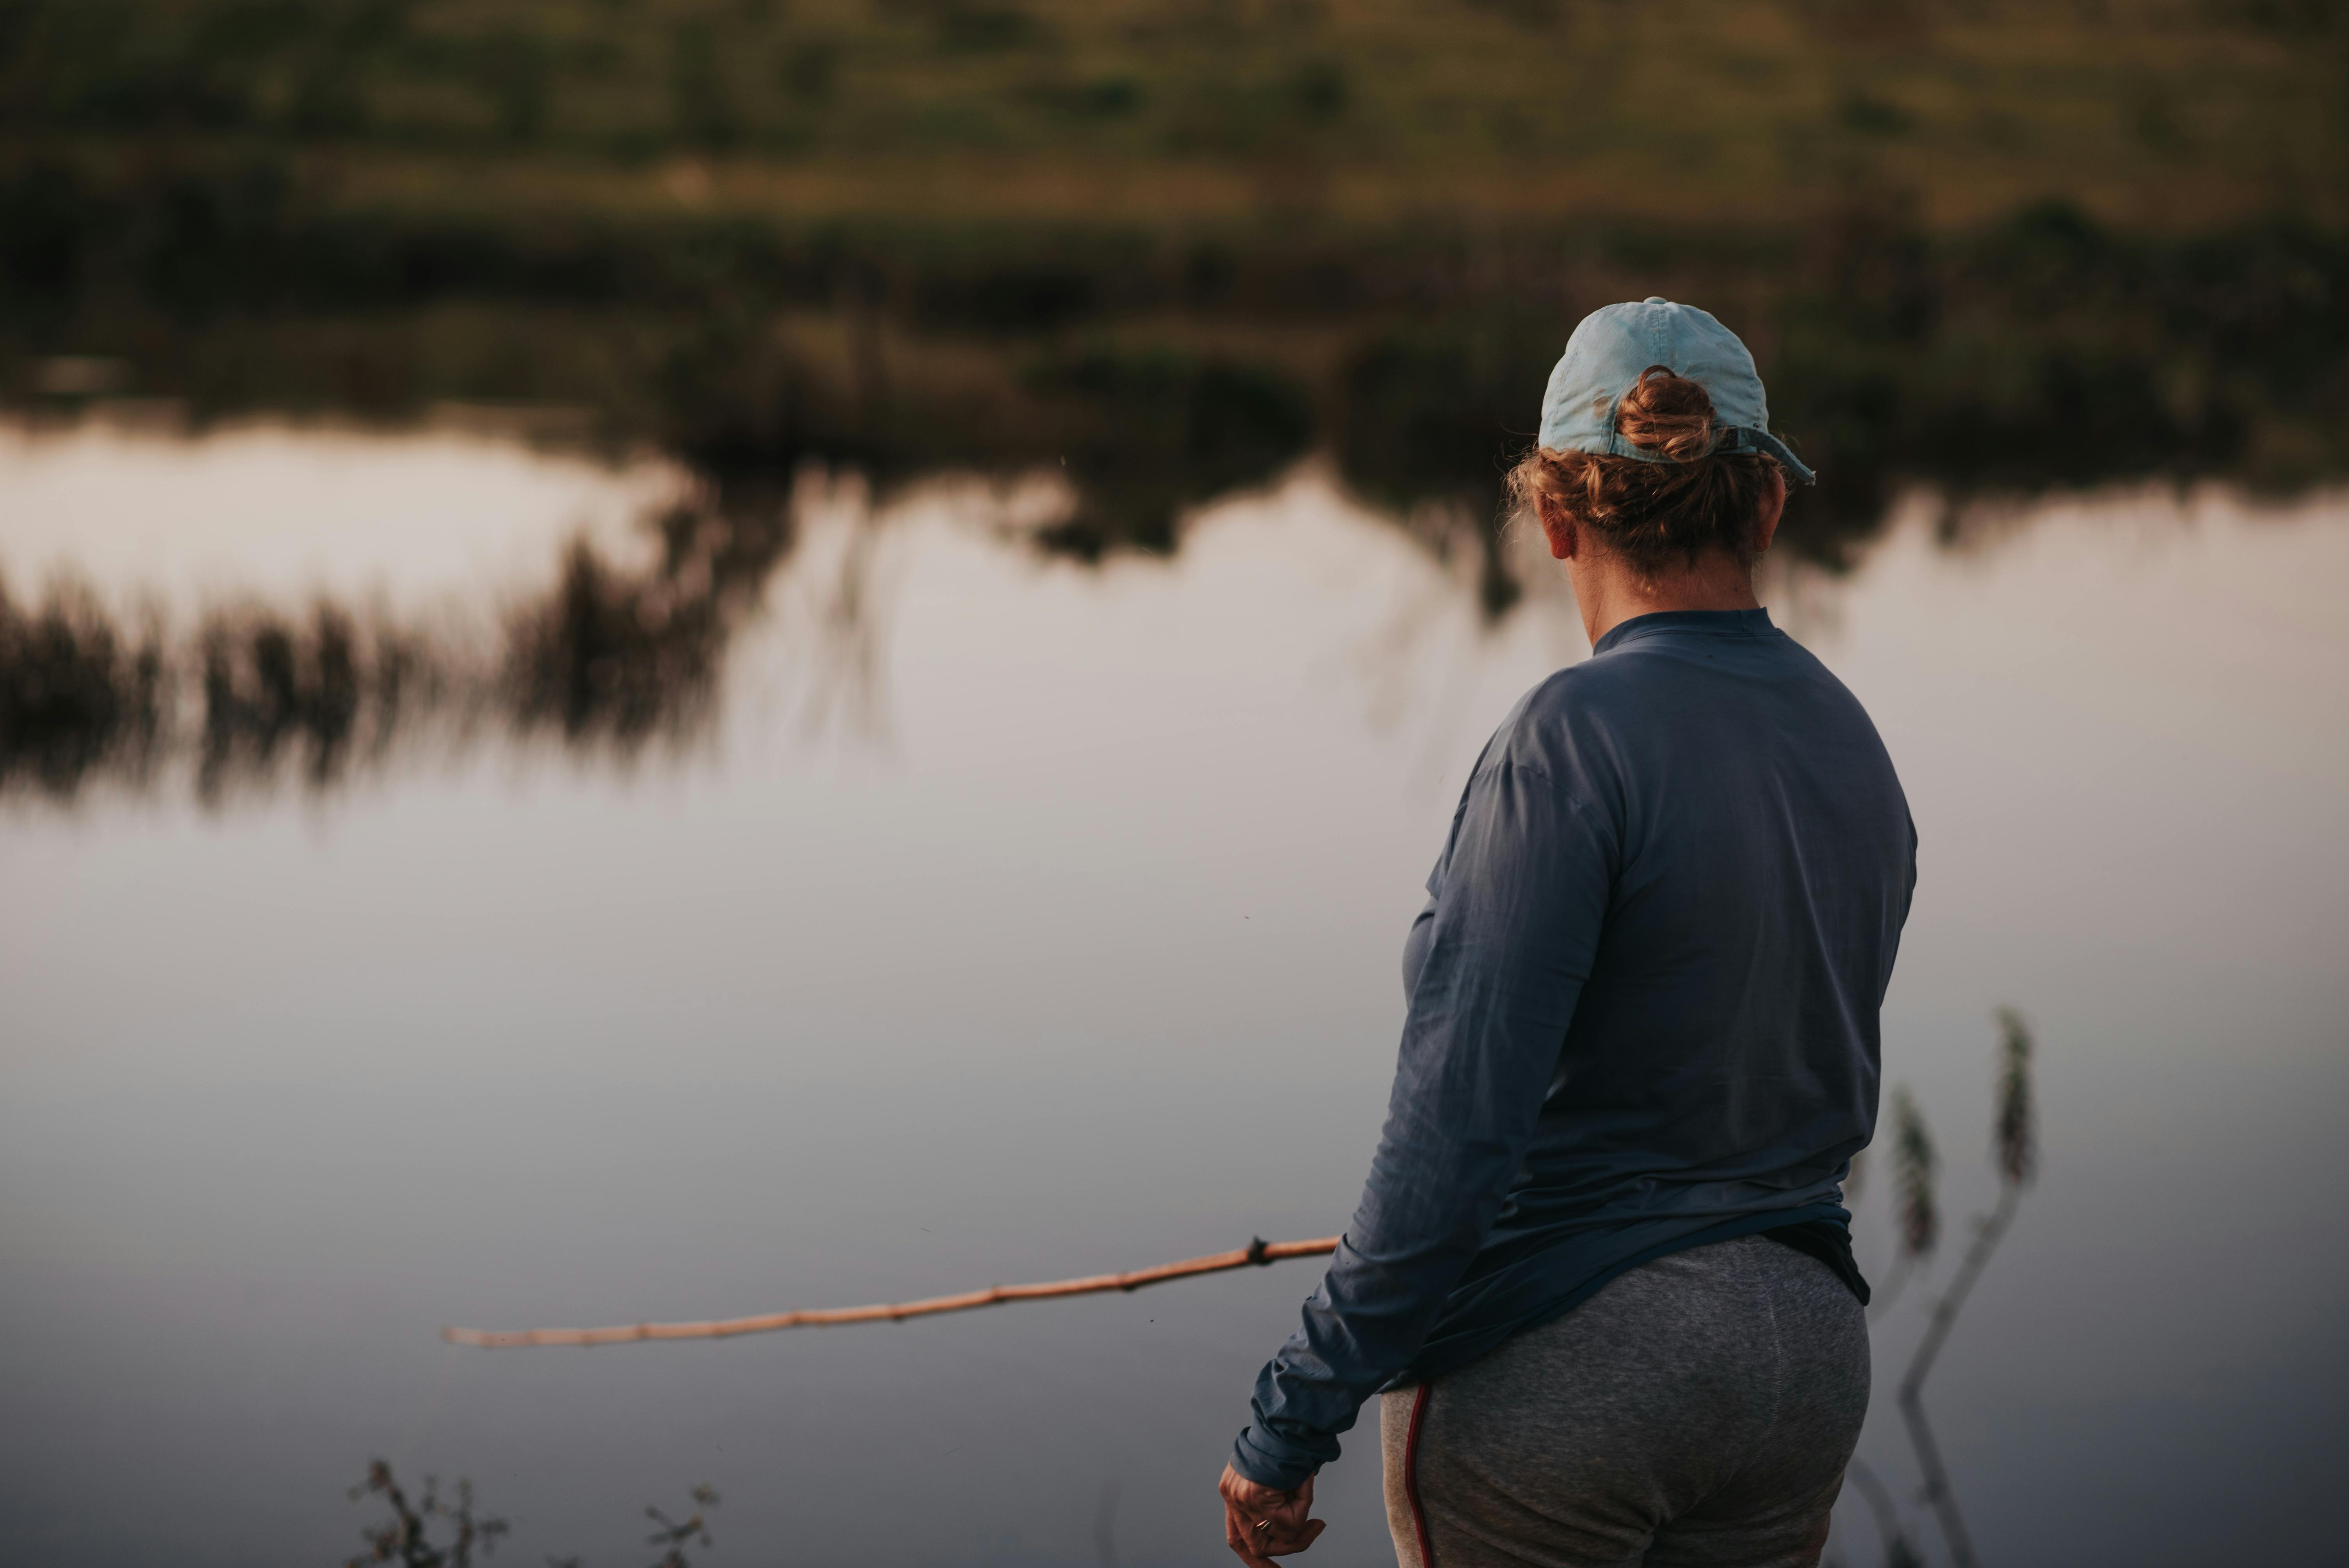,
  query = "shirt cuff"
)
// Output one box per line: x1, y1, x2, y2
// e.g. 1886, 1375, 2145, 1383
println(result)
1230, 1424, 1325, 1491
